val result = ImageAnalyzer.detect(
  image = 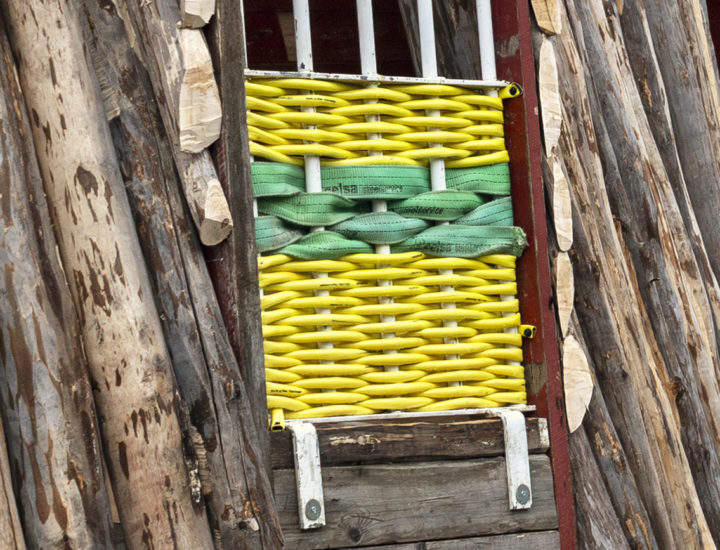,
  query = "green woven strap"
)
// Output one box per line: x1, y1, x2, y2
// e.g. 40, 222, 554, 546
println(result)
255, 215, 304, 252
446, 164, 511, 195
388, 190, 484, 221
257, 192, 365, 226
456, 197, 514, 226
392, 225, 527, 258
251, 163, 511, 199
321, 165, 430, 199
279, 231, 373, 259
330, 212, 430, 244
251, 162, 305, 197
